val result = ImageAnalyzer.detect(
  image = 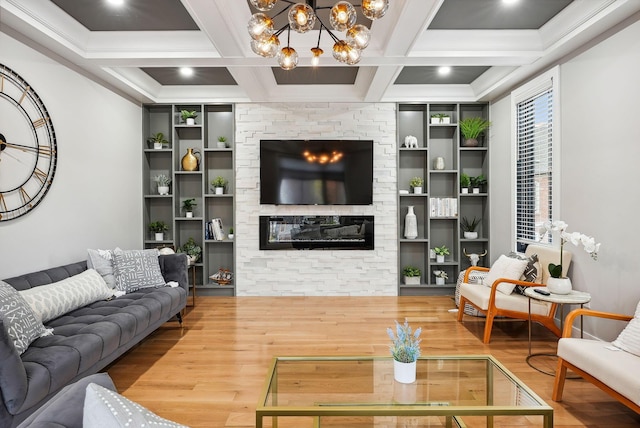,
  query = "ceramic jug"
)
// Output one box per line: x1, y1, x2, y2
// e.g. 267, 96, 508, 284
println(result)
181, 148, 200, 171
